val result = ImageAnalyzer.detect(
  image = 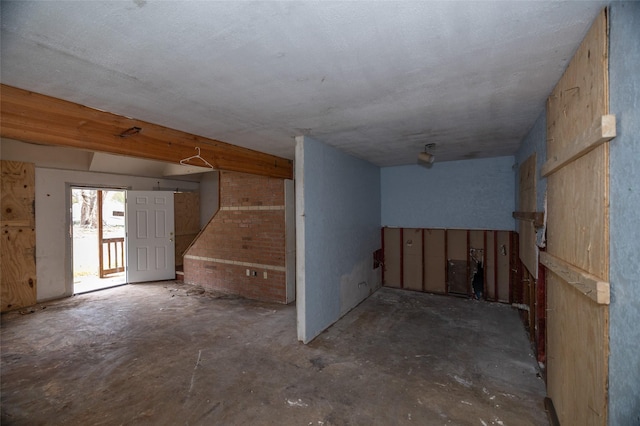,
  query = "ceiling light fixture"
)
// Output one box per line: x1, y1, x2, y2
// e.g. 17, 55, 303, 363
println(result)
118, 126, 142, 138
418, 143, 436, 165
